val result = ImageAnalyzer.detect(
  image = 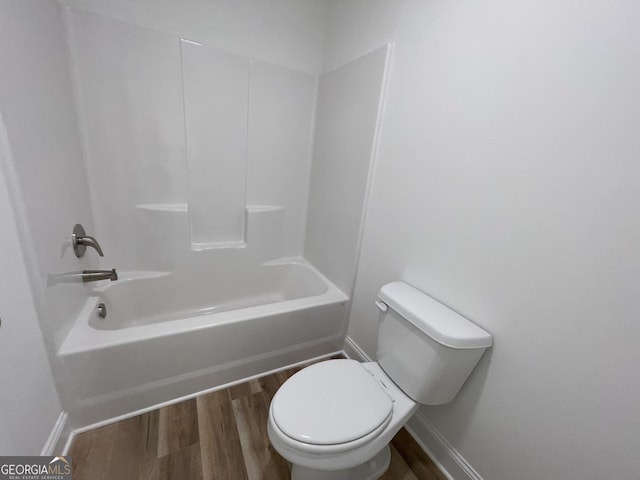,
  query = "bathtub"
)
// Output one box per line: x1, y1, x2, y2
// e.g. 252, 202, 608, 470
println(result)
58, 259, 348, 427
